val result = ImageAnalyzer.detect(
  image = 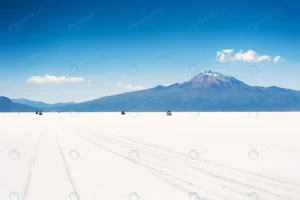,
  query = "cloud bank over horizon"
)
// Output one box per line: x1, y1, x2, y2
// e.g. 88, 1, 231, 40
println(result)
115, 82, 146, 91
27, 75, 85, 84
